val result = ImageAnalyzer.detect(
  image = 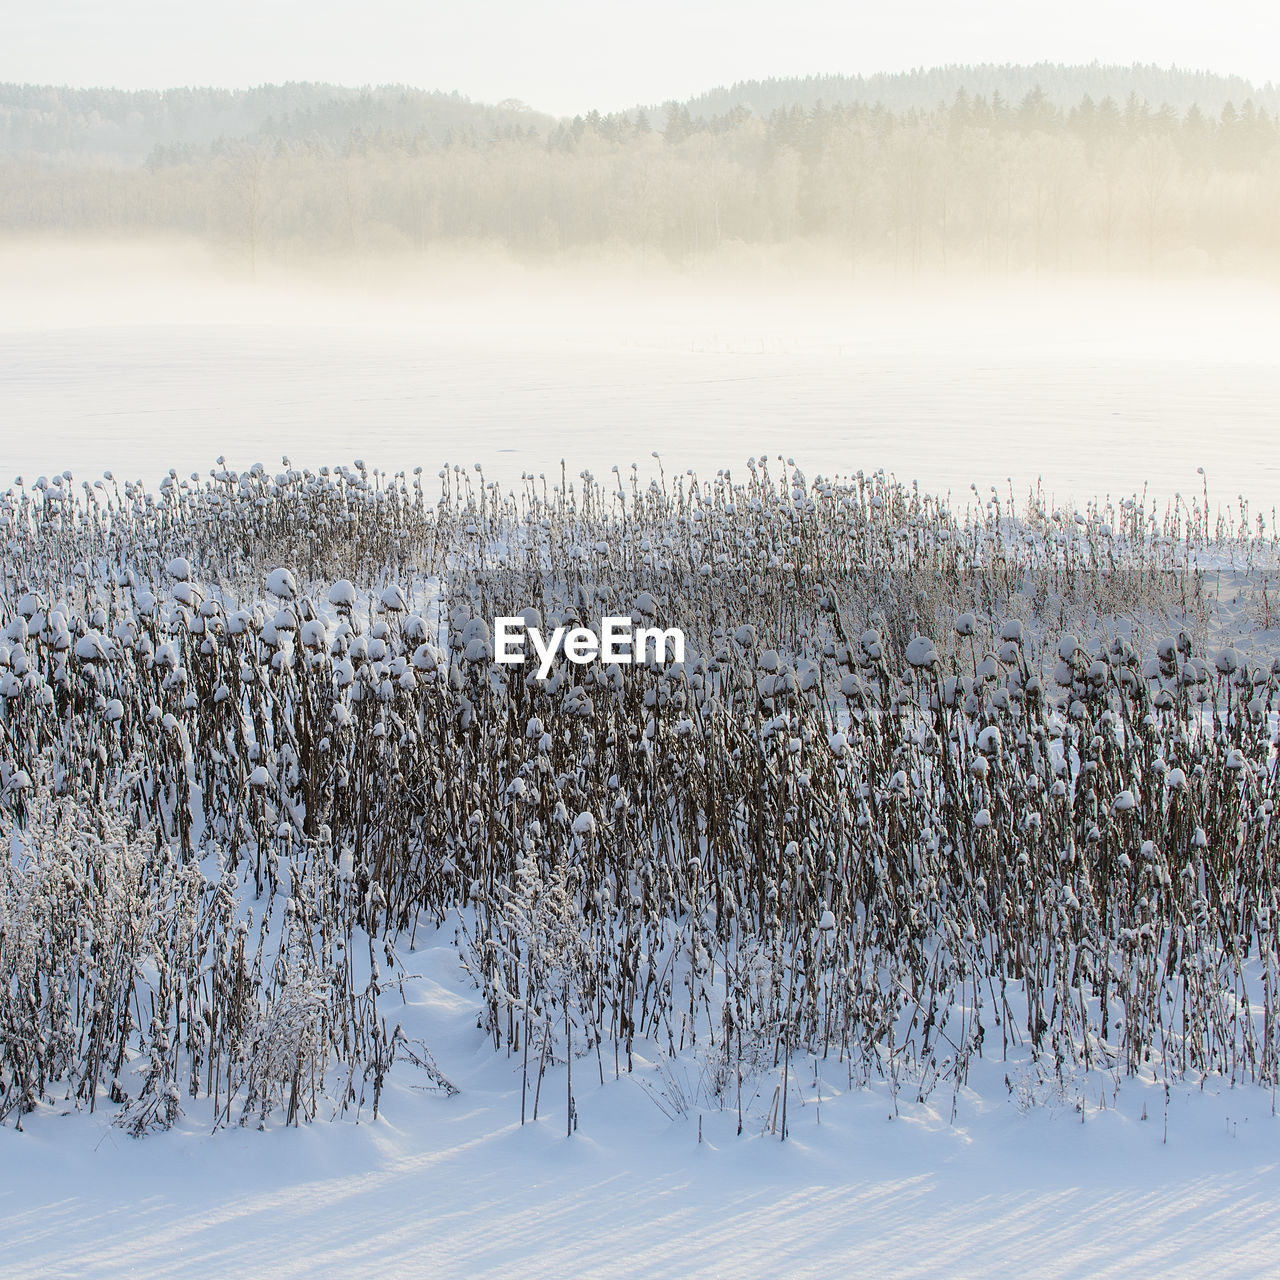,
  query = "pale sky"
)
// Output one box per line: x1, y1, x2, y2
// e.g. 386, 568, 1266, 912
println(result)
4, 0, 1277, 115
